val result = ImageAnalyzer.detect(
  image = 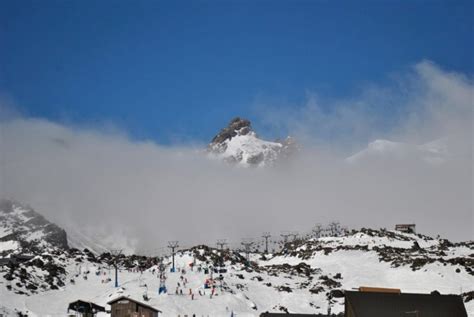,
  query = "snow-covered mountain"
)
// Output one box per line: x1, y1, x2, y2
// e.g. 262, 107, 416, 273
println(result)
1, 211, 472, 316
0, 199, 69, 255
346, 138, 449, 165
64, 225, 112, 255
208, 117, 297, 167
